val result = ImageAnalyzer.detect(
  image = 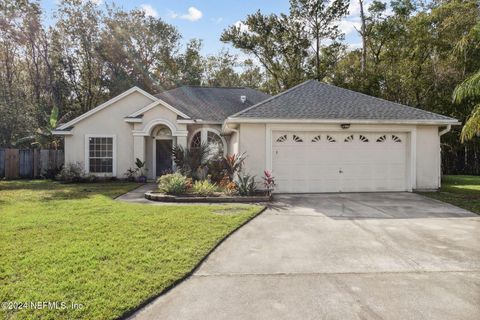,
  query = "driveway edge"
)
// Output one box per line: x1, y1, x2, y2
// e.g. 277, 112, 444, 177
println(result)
119, 205, 267, 320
